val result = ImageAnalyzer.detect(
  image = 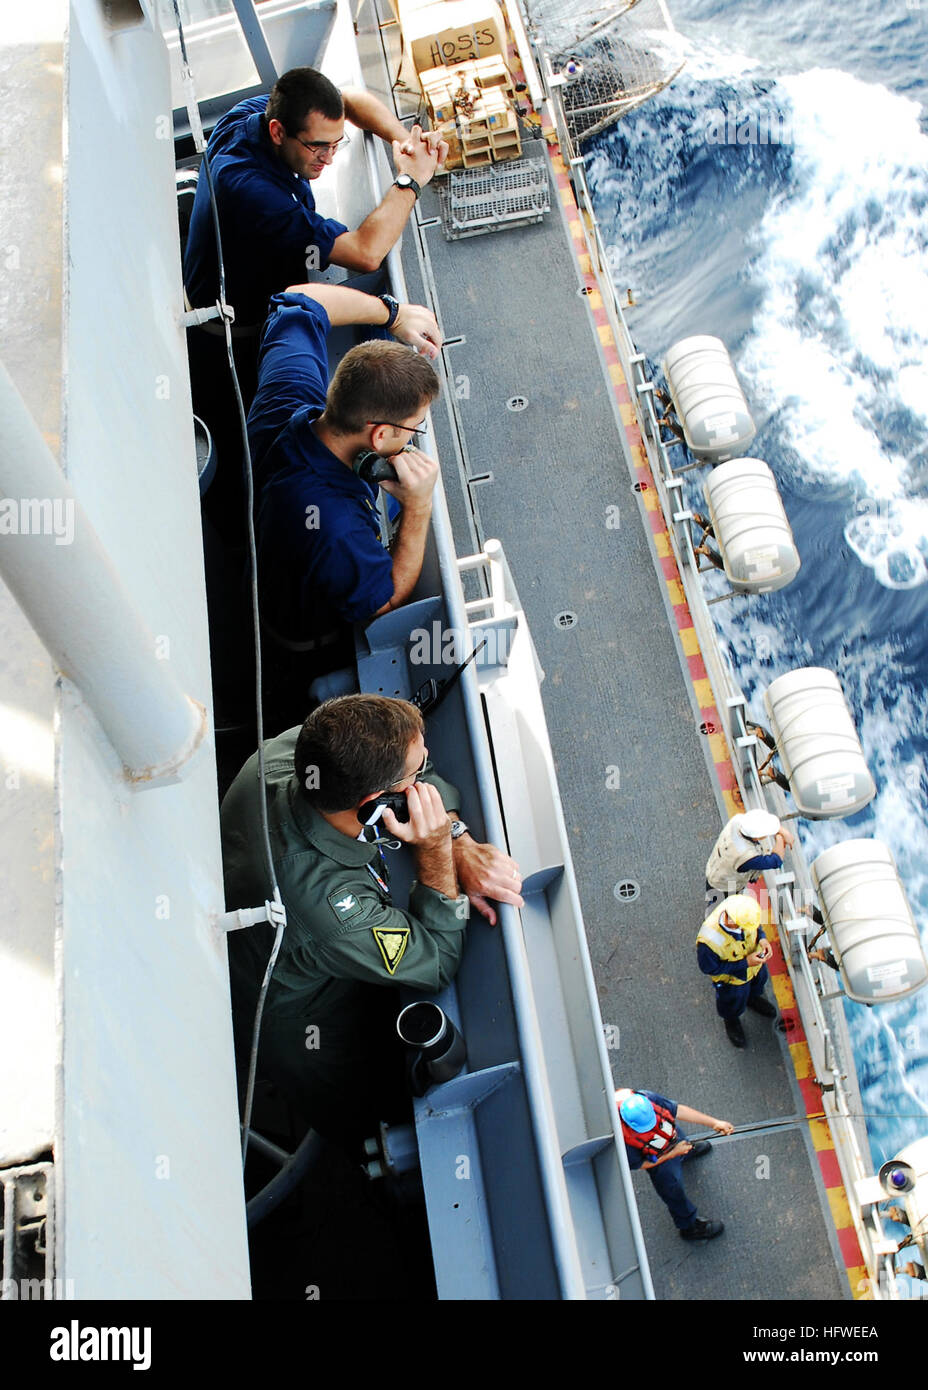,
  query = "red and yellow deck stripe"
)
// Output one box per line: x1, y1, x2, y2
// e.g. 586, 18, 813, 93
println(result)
545, 135, 867, 1298
762, 894, 869, 1297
